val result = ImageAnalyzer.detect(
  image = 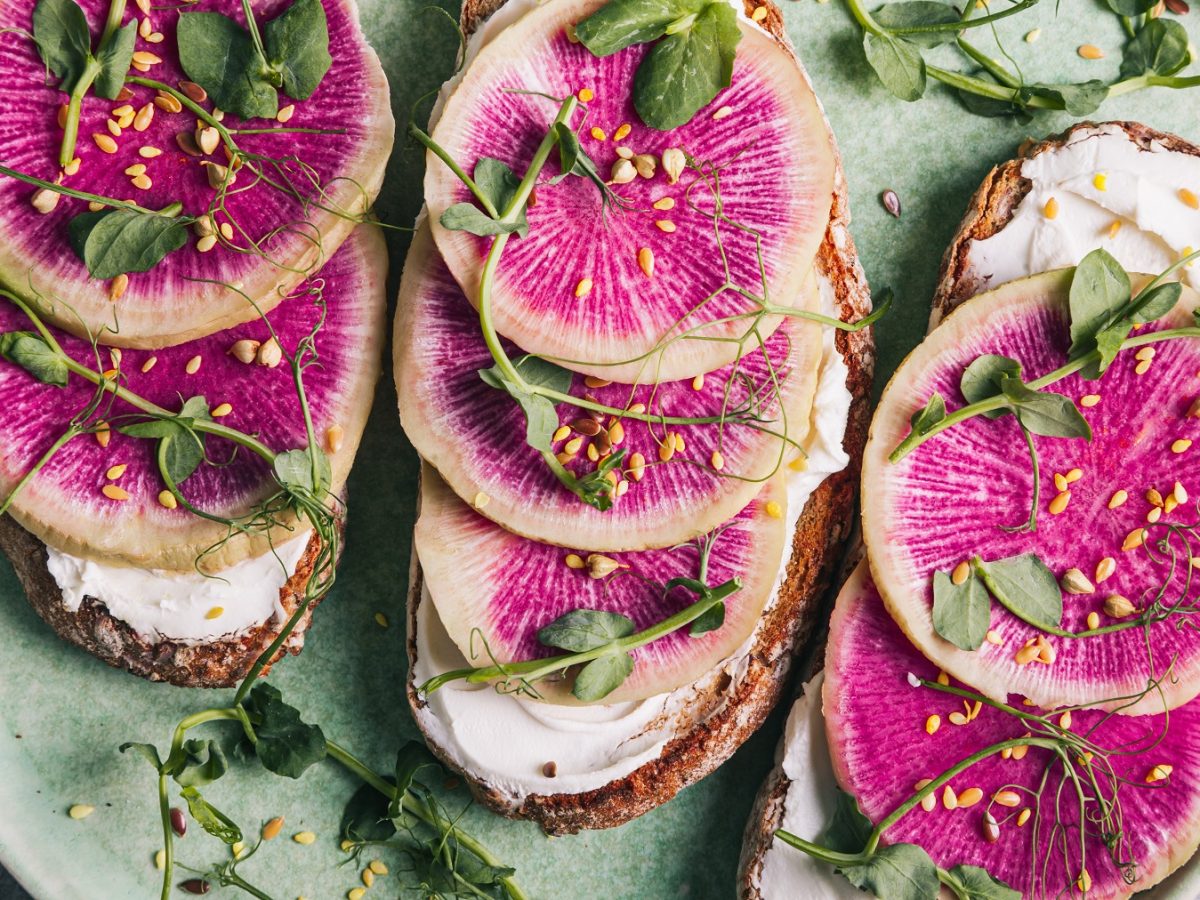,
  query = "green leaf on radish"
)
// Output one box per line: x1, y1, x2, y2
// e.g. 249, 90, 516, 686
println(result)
273, 447, 332, 494
941, 865, 1021, 900
998, 377, 1091, 440
0, 332, 68, 387
1068, 248, 1132, 358
959, 354, 1021, 420
838, 843, 940, 900
632, 1, 740, 130
821, 789, 873, 854
263, 0, 332, 100
68, 208, 190, 279
177, 12, 279, 120
32, 0, 91, 90
932, 569, 990, 651
441, 157, 529, 237
908, 393, 945, 435
1132, 282, 1183, 323
537, 608, 636, 652
574, 0, 711, 56
975, 553, 1063, 634
93, 20, 137, 99
157, 423, 206, 487
572, 651, 635, 701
